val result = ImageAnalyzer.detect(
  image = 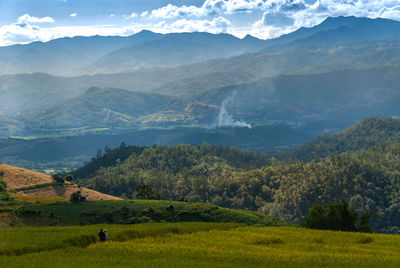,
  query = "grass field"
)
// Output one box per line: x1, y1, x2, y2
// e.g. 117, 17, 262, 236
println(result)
0, 222, 241, 256
14, 200, 287, 226
1, 223, 400, 267
10, 194, 67, 203
13, 185, 121, 201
